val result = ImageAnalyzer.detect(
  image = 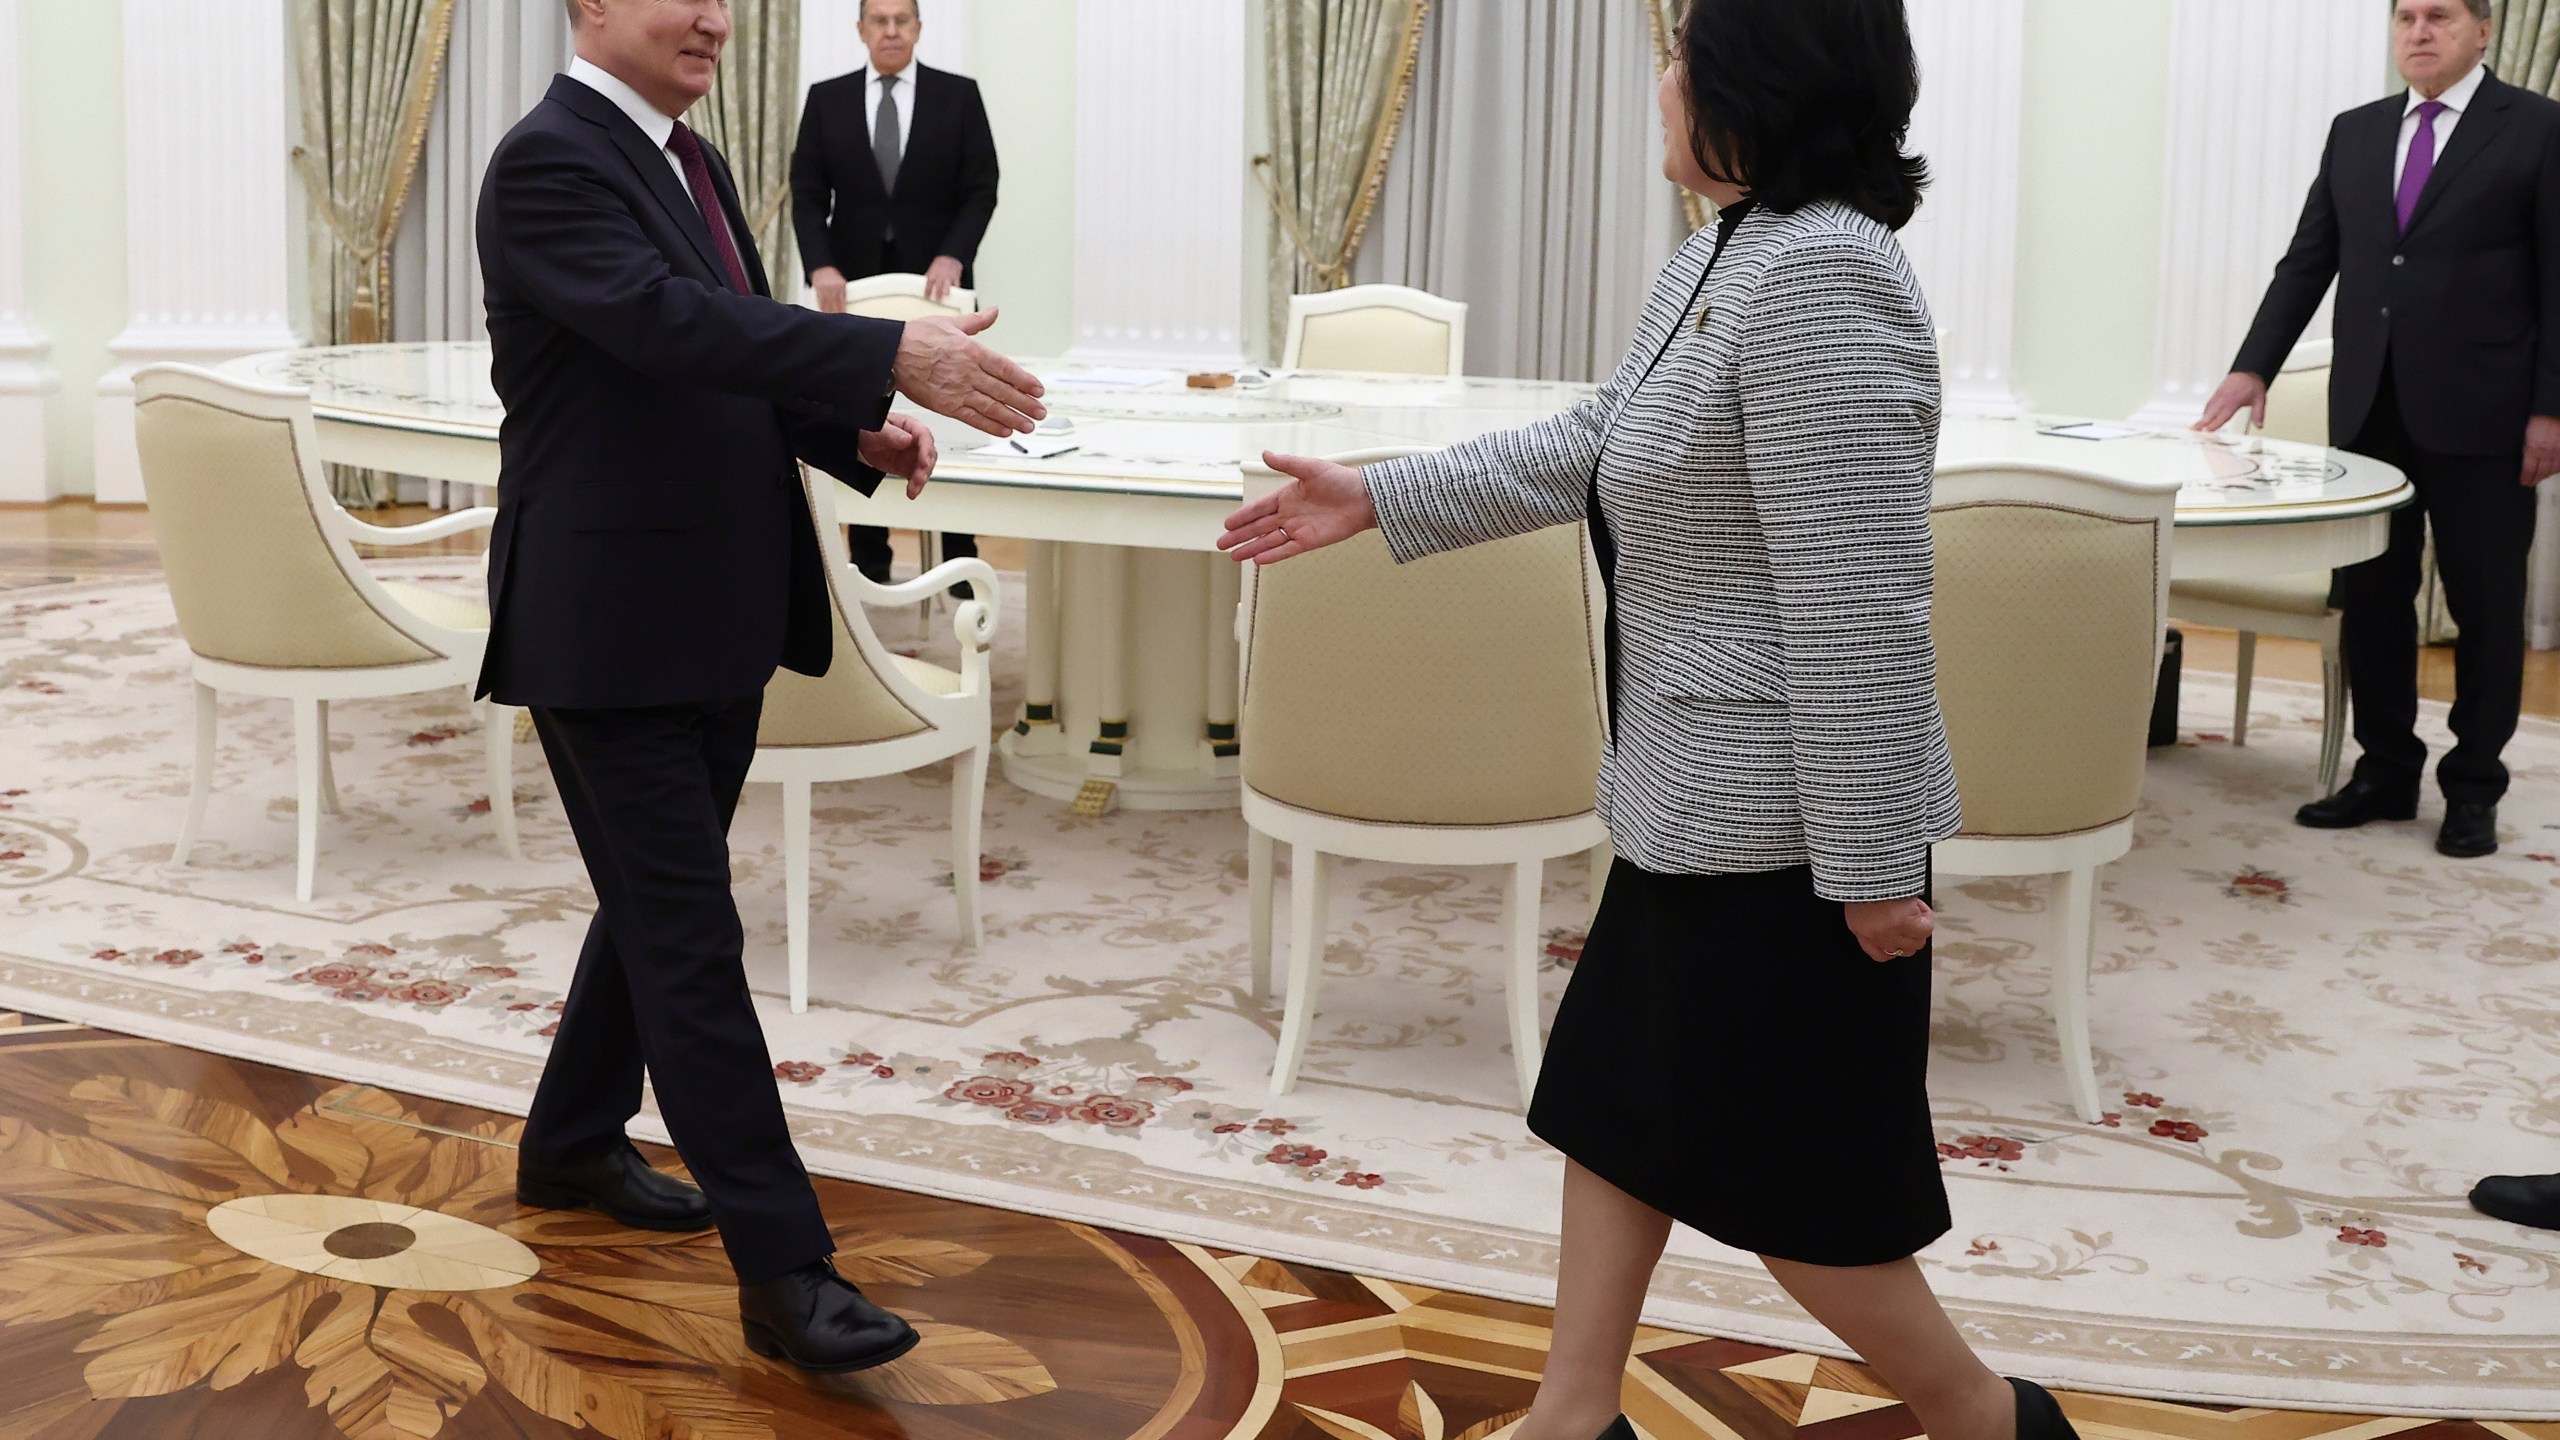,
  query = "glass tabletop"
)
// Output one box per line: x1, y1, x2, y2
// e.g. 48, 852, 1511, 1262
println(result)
222, 343, 2411, 524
